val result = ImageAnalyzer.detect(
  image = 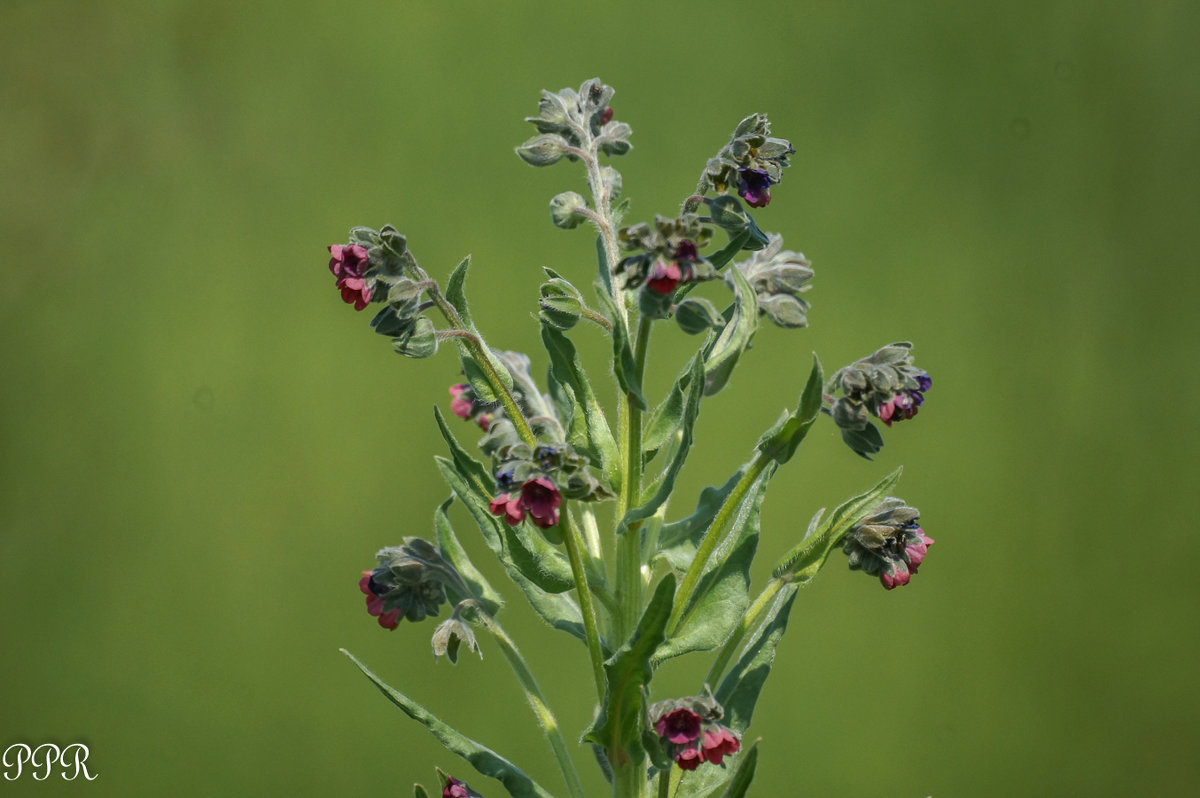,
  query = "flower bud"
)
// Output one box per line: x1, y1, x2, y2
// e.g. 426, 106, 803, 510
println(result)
516, 134, 567, 167
393, 316, 438, 359
549, 191, 590, 229
538, 278, 583, 330
674, 297, 725, 335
